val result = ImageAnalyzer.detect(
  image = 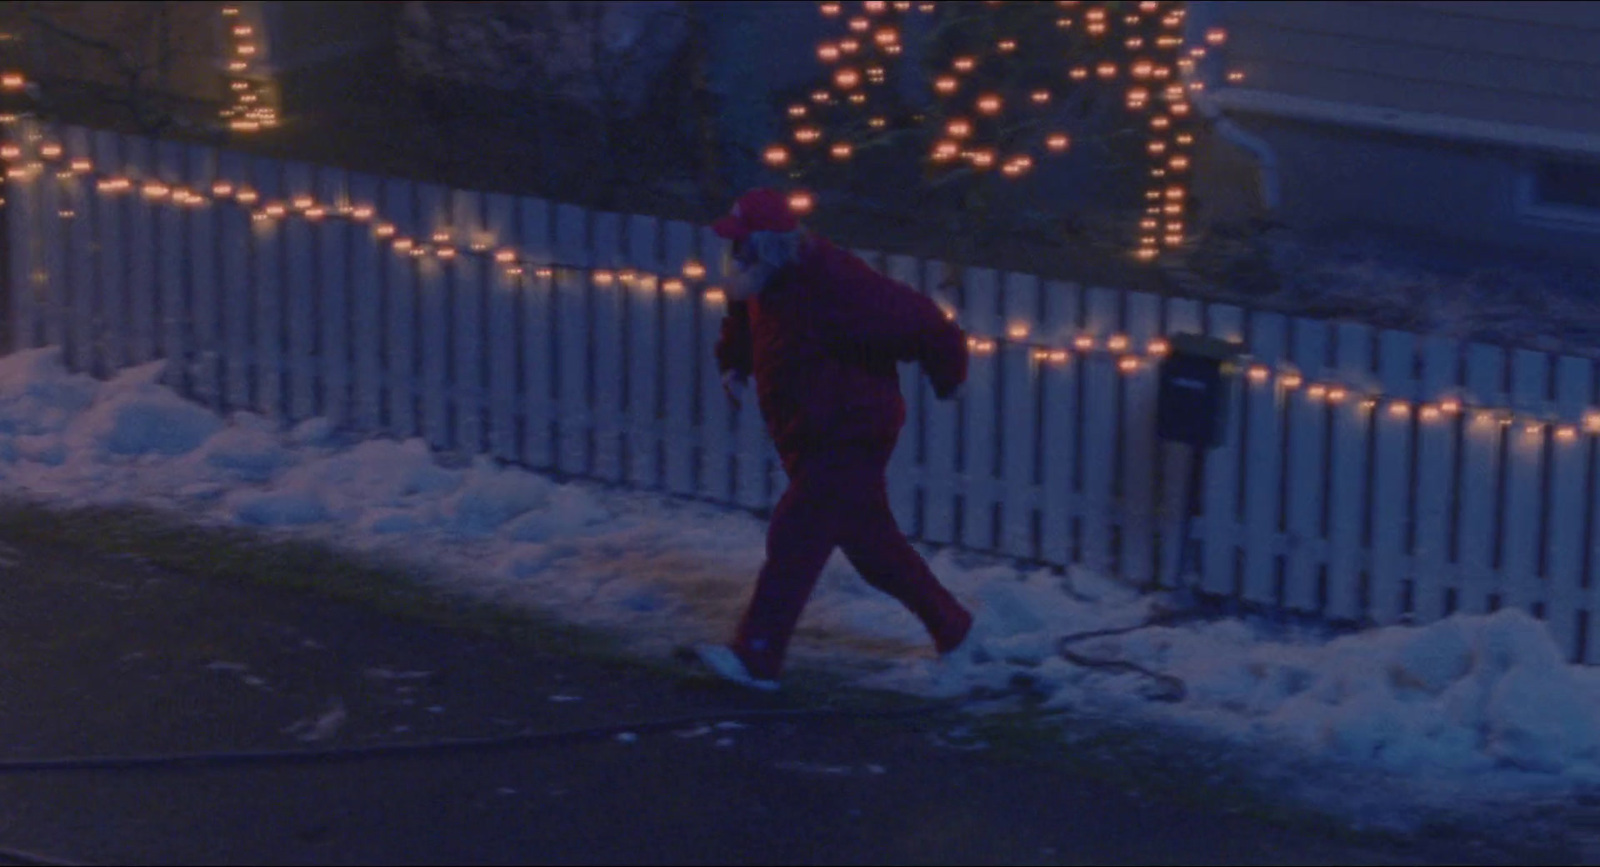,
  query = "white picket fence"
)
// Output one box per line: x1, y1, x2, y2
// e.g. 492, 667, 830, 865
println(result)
8, 120, 1600, 663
